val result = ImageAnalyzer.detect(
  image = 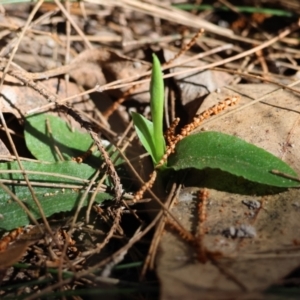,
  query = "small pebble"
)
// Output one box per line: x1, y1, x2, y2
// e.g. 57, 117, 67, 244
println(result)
242, 199, 261, 210
222, 224, 256, 239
